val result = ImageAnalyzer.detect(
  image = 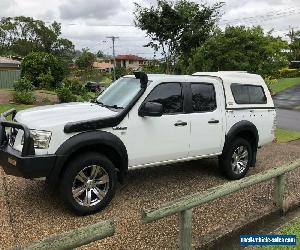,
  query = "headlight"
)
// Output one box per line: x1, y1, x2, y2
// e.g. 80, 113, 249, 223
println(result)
22, 130, 52, 149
